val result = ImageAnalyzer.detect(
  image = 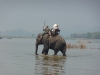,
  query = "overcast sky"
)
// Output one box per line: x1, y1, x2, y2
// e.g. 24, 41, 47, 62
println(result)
0, 0, 100, 34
